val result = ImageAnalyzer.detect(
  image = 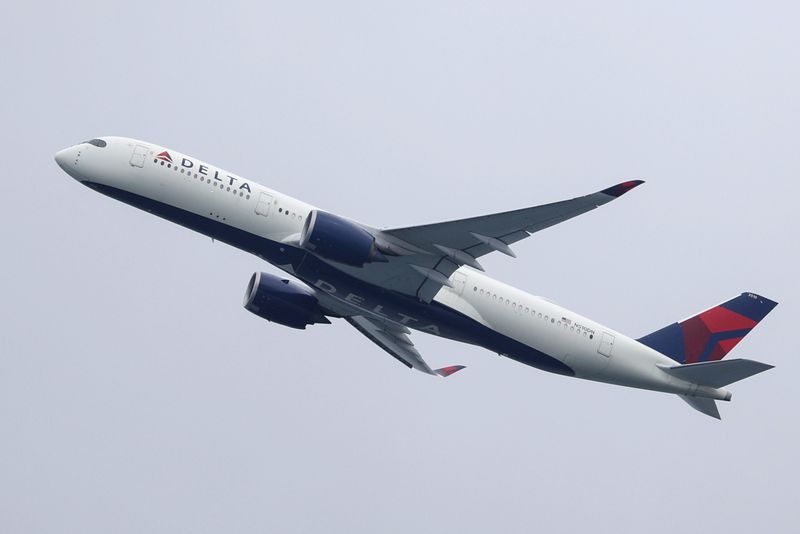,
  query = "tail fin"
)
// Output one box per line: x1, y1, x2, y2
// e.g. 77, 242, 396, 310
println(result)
638, 292, 777, 364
